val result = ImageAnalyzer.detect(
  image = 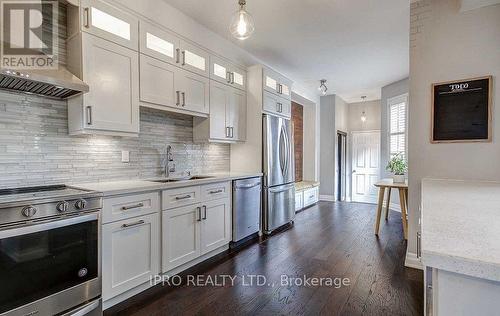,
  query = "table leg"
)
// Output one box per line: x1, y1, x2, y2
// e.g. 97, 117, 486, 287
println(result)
375, 187, 386, 236
399, 188, 408, 240
385, 187, 391, 221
